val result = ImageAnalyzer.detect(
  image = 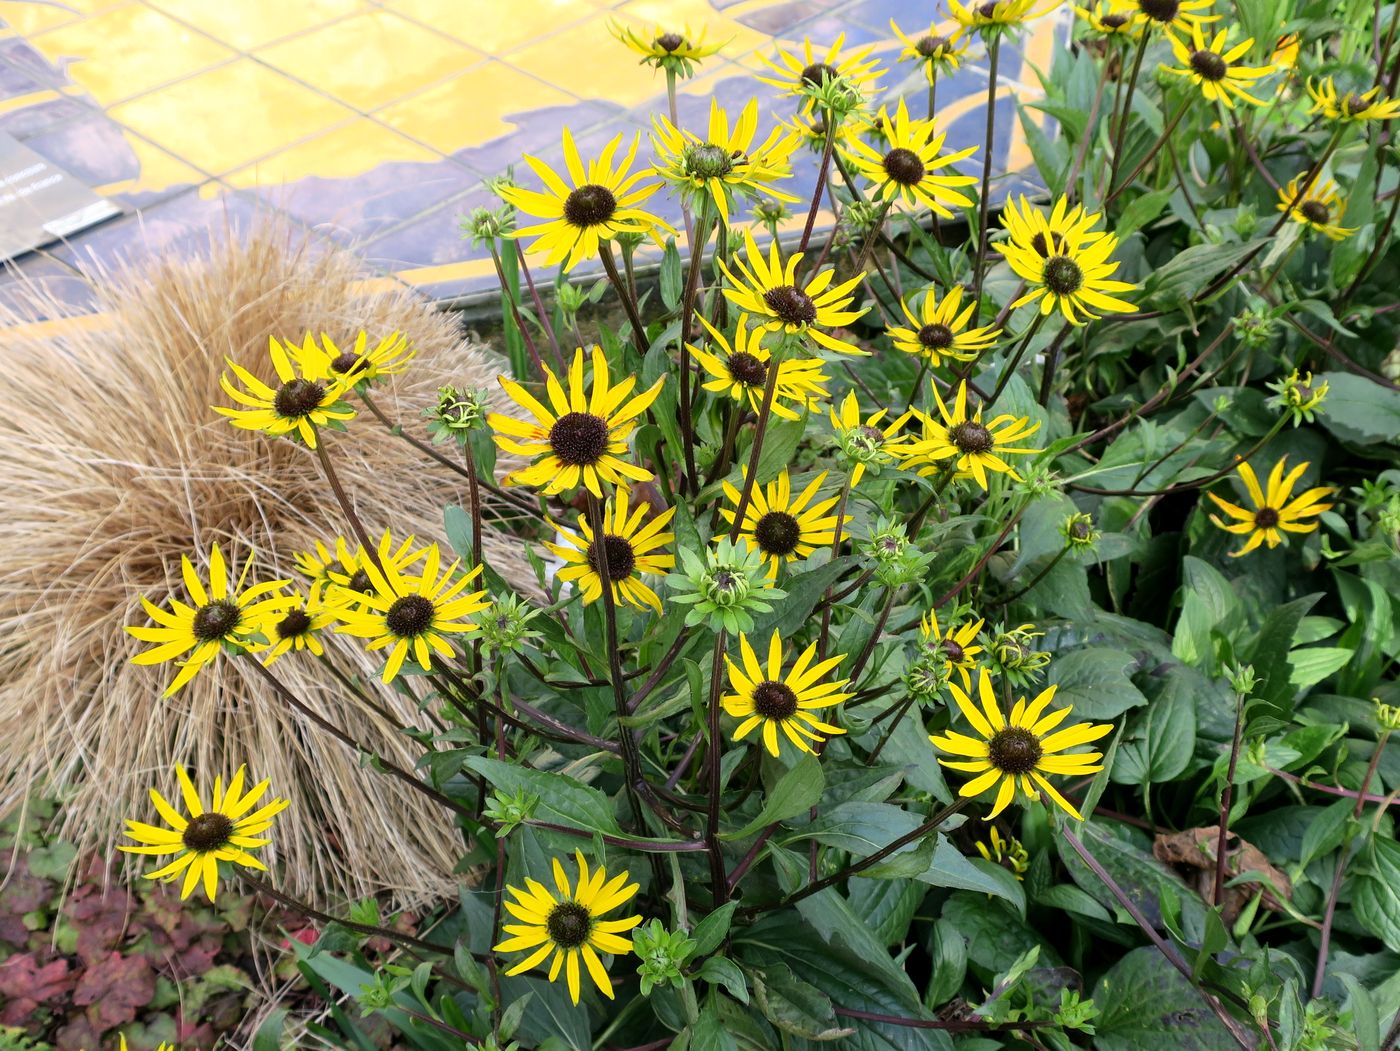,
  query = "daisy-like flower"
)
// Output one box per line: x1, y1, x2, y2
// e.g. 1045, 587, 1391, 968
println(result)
919, 608, 986, 691
995, 195, 1137, 324
1270, 31, 1300, 73
609, 21, 725, 76
543, 489, 676, 613
756, 34, 883, 116
717, 468, 847, 579
887, 284, 1000, 367
119, 765, 289, 902
494, 851, 641, 1005
842, 99, 978, 216
1306, 77, 1400, 122
1073, 2, 1143, 35
931, 669, 1112, 820
216, 336, 356, 449
652, 98, 800, 223
828, 391, 907, 486
301, 330, 414, 387
1162, 26, 1273, 108
949, 0, 1057, 33
897, 381, 1042, 489
1206, 456, 1335, 557
723, 630, 851, 756
785, 111, 855, 154
127, 543, 294, 696
692, 314, 829, 421
335, 542, 489, 681
1108, 0, 1217, 35
718, 229, 868, 355
498, 128, 671, 272
489, 345, 665, 497
258, 590, 335, 665
890, 20, 969, 80
1276, 174, 1357, 241
976, 826, 1030, 879
296, 532, 427, 611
